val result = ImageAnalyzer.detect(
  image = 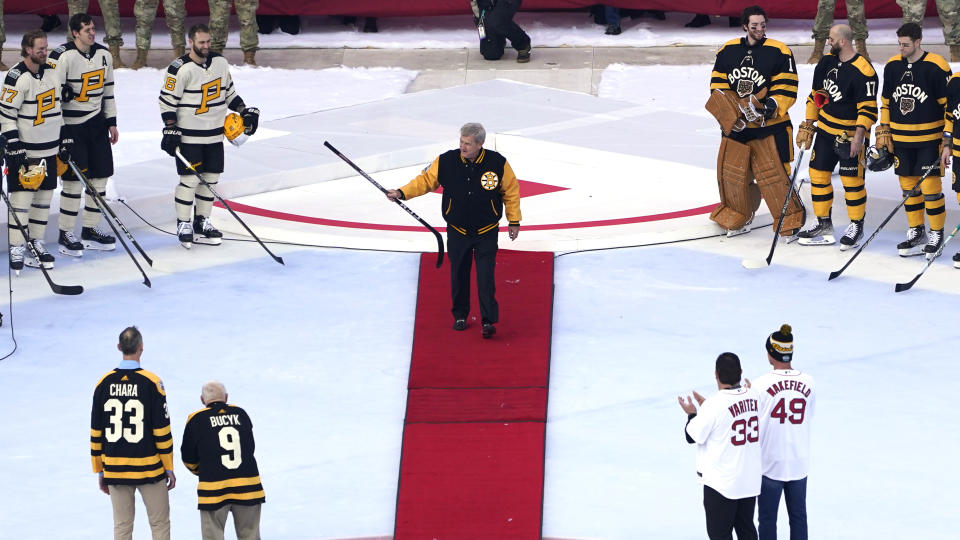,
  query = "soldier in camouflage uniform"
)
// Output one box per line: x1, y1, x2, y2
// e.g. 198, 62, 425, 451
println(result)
131, 0, 186, 70
0, 1, 6, 70
810, 0, 870, 63
898, 0, 960, 61
208, 0, 259, 66
67, 1, 125, 67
